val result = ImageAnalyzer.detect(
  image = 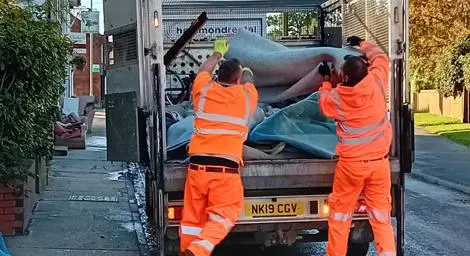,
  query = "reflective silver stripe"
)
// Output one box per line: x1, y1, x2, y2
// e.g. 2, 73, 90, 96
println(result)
339, 116, 386, 134
331, 212, 352, 221
368, 210, 391, 223
191, 239, 215, 252
180, 226, 202, 236
197, 82, 213, 112
319, 90, 329, 98
331, 90, 346, 121
379, 252, 396, 256
339, 130, 385, 145
194, 81, 251, 137
209, 213, 233, 231
195, 112, 247, 126
195, 128, 246, 137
